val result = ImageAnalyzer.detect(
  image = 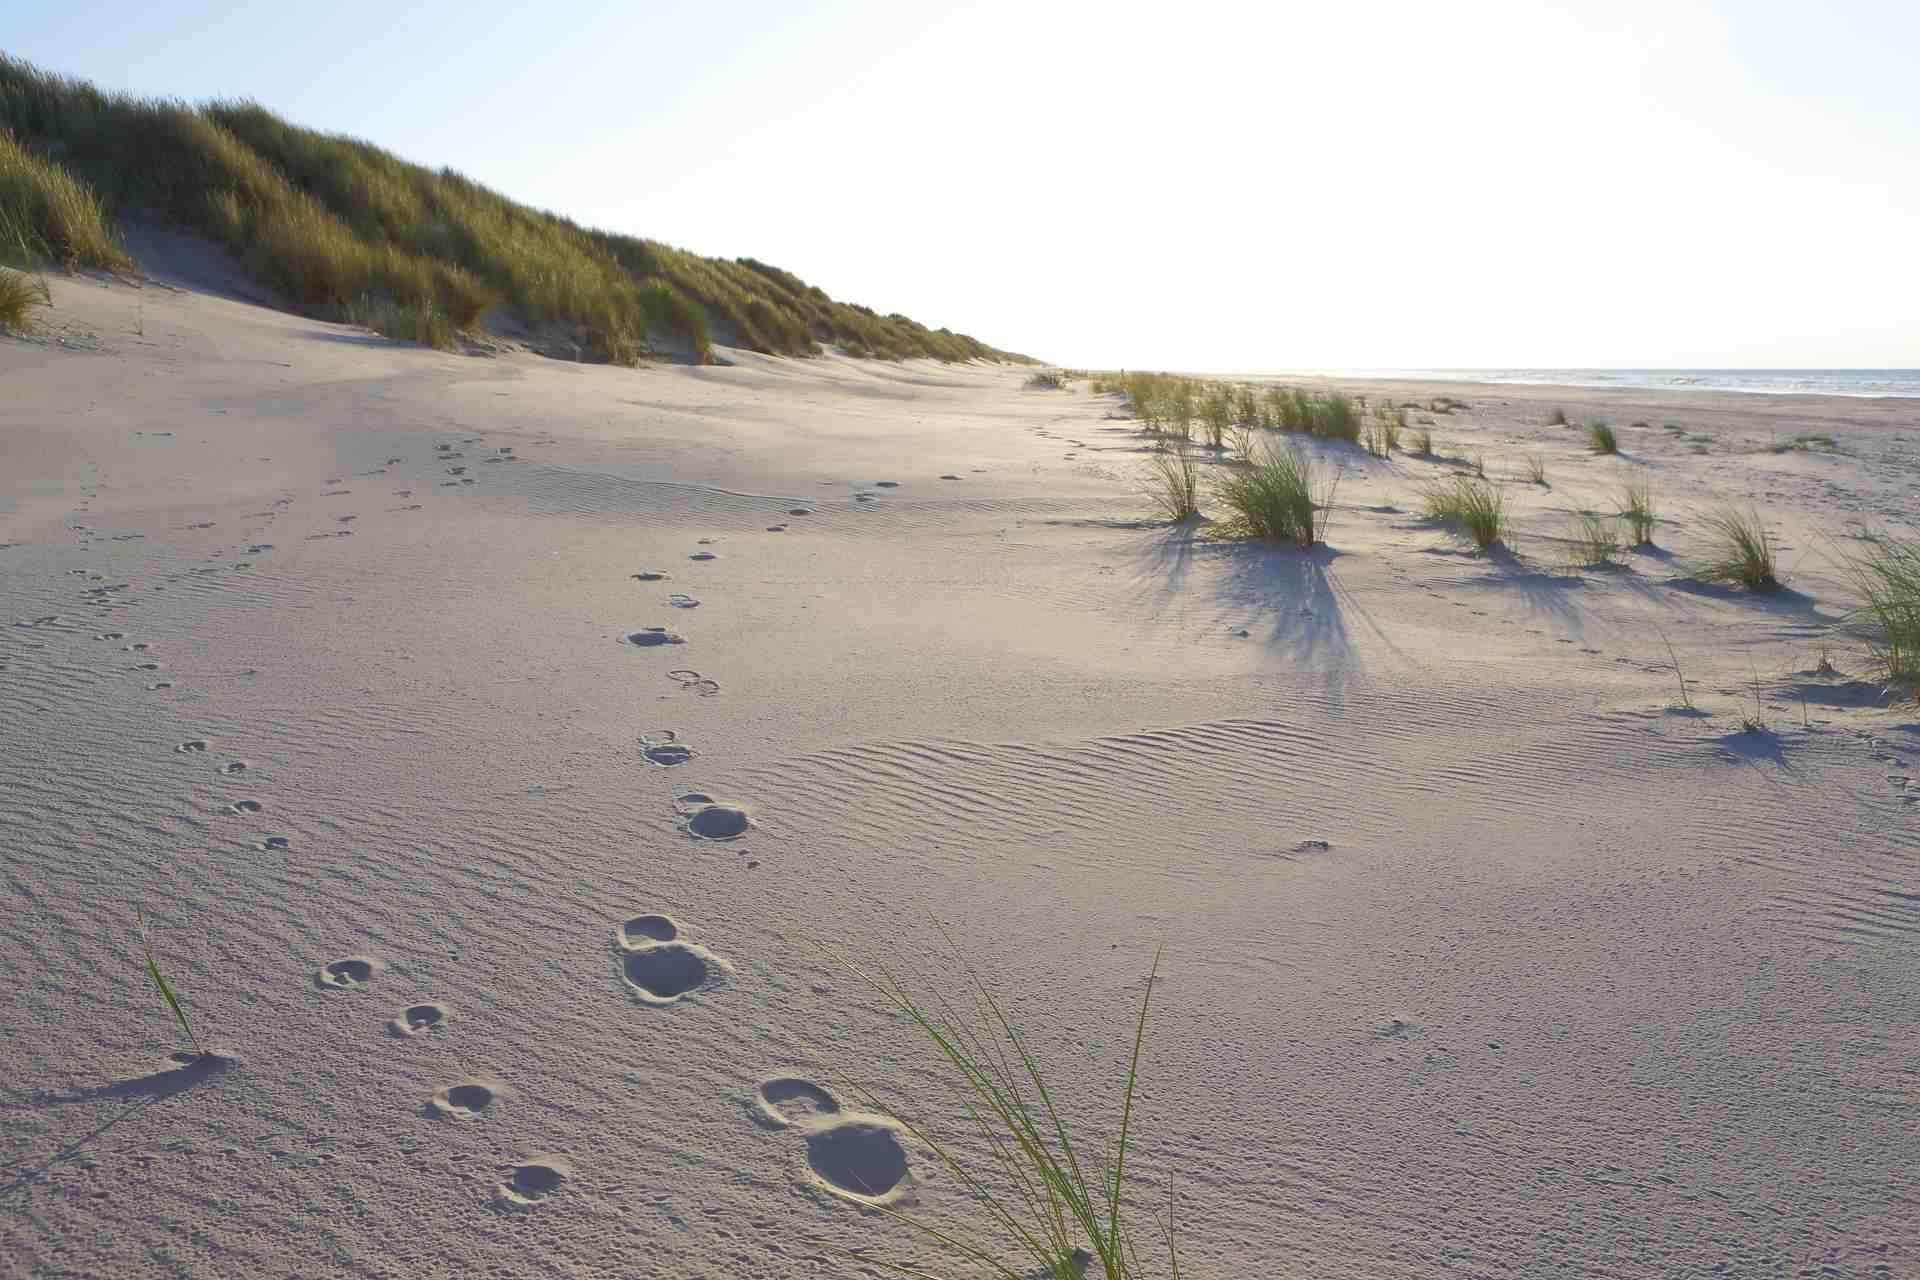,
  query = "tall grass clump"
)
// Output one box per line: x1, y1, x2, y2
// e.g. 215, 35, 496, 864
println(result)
1201, 385, 1231, 449
1422, 476, 1509, 552
1695, 505, 1778, 591
1364, 401, 1403, 456
1617, 477, 1656, 545
0, 129, 132, 269
835, 944, 1177, 1280
1409, 426, 1434, 457
1586, 421, 1618, 455
1143, 444, 1201, 522
1213, 443, 1337, 546
0, 265, 47, 331
1026, 370, 1066, 389
1843, 536, 1920, 692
